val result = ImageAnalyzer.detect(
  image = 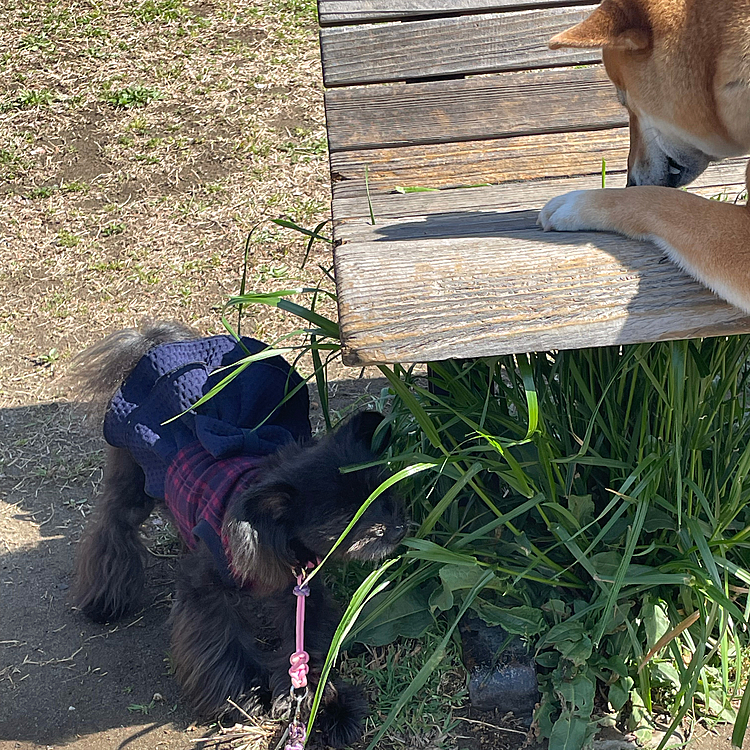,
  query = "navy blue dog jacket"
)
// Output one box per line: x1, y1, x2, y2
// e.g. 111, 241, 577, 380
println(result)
102, 335, 311, 583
